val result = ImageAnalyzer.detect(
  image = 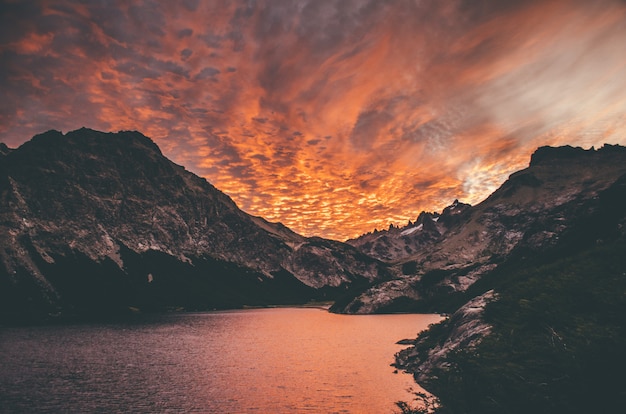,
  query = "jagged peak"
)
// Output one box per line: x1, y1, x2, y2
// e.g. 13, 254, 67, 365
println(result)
529, 144, 626, 167
22, 128, 162, 157
30, 129, 64, 141
529, 145, 590, 166
0, 142, 12, 156
351, 200, 469, 243
66, 128, 163, 155
416, 211, 436, 225
598, 143, 626, 154
441, 199, 471, 216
